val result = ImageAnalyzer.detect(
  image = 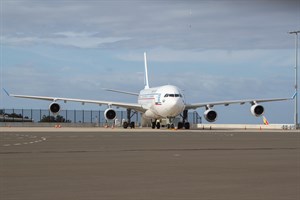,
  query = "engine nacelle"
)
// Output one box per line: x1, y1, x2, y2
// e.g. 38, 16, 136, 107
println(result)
49, 102, 61, 115
104, 108, 117, 120
251, 104, 264, 117
204, 109, 217, 122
